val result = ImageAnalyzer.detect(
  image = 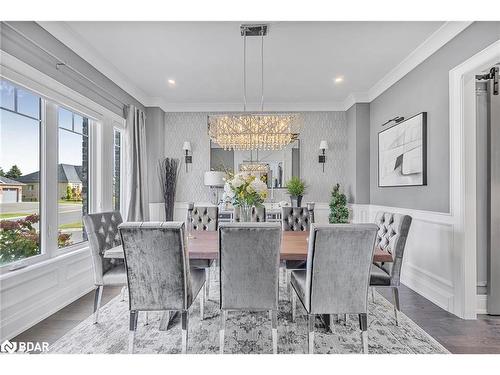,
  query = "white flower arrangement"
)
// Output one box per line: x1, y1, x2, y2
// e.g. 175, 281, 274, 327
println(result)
224, 172, 268, 207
